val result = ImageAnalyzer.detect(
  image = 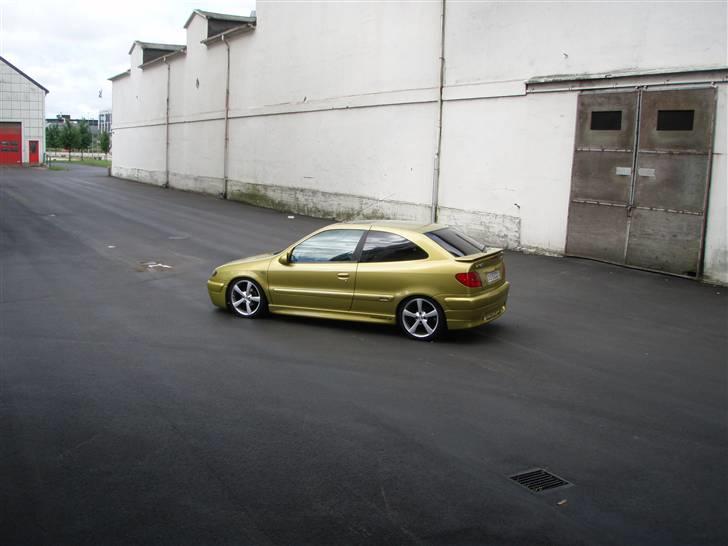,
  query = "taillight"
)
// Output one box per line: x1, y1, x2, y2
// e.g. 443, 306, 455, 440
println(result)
455, 272, 482, 288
